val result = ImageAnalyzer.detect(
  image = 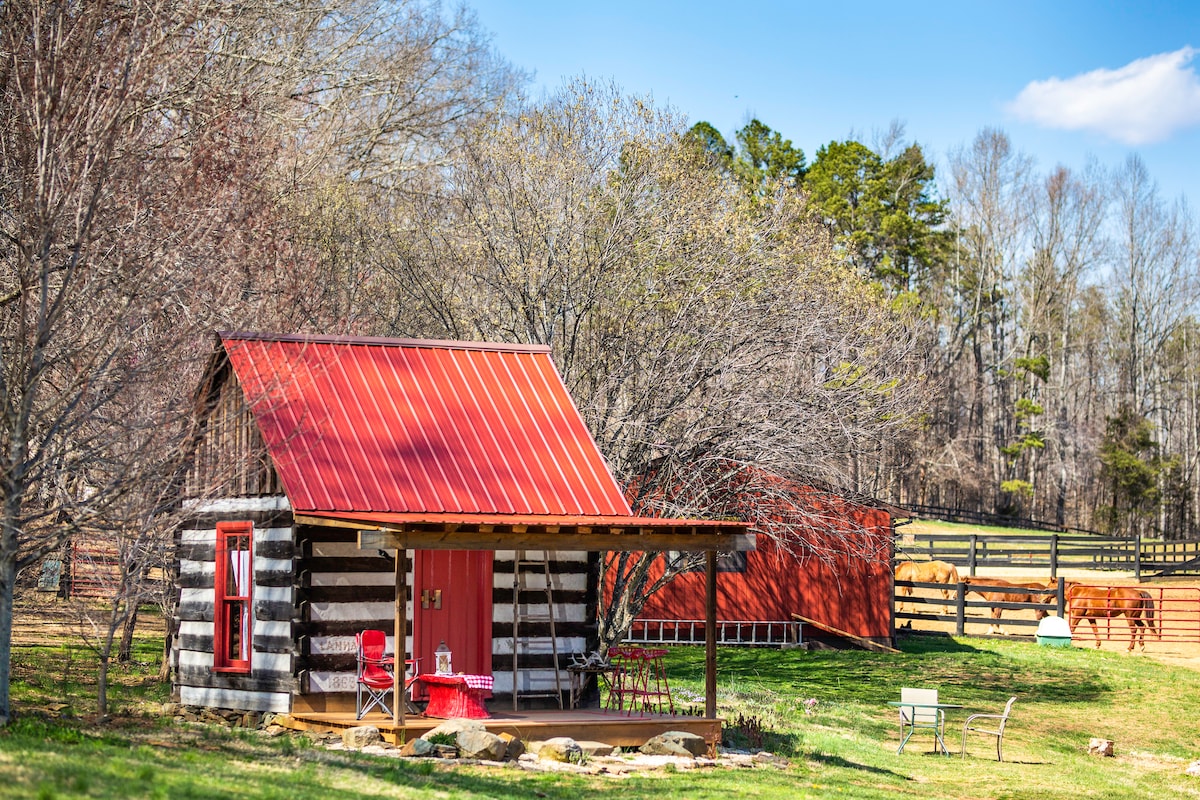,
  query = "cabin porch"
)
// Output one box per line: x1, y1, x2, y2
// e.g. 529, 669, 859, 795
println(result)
278, 708, 723, 752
